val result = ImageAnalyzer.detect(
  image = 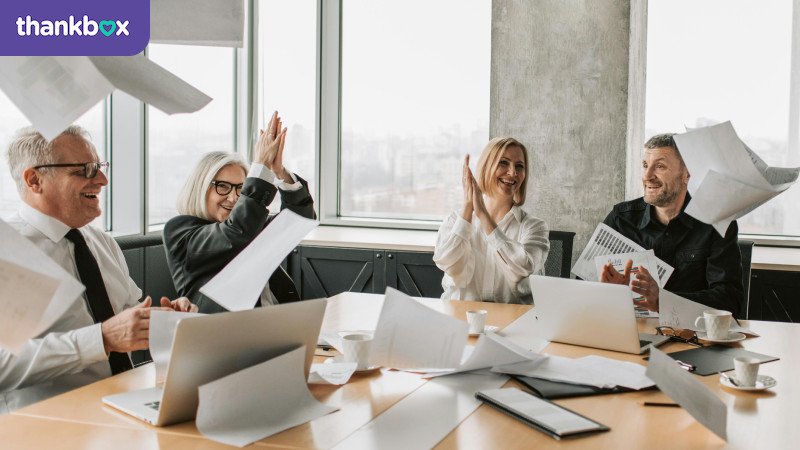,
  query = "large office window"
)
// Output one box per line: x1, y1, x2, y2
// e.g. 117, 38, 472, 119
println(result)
0, 92, 107, 228
338, 0, 490, 221
147, 45, 236, 226
257, 0, 317, 210
646, 0, 799, 237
